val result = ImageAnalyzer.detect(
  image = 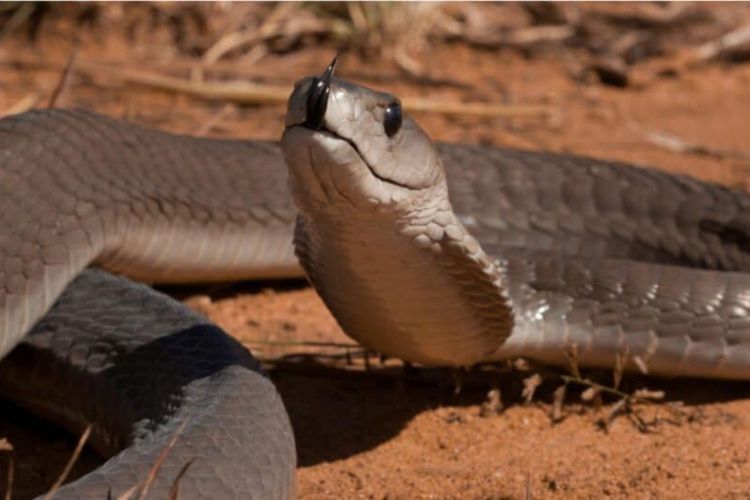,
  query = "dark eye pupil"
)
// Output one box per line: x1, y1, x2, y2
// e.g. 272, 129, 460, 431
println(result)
384, 101, 403, 137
